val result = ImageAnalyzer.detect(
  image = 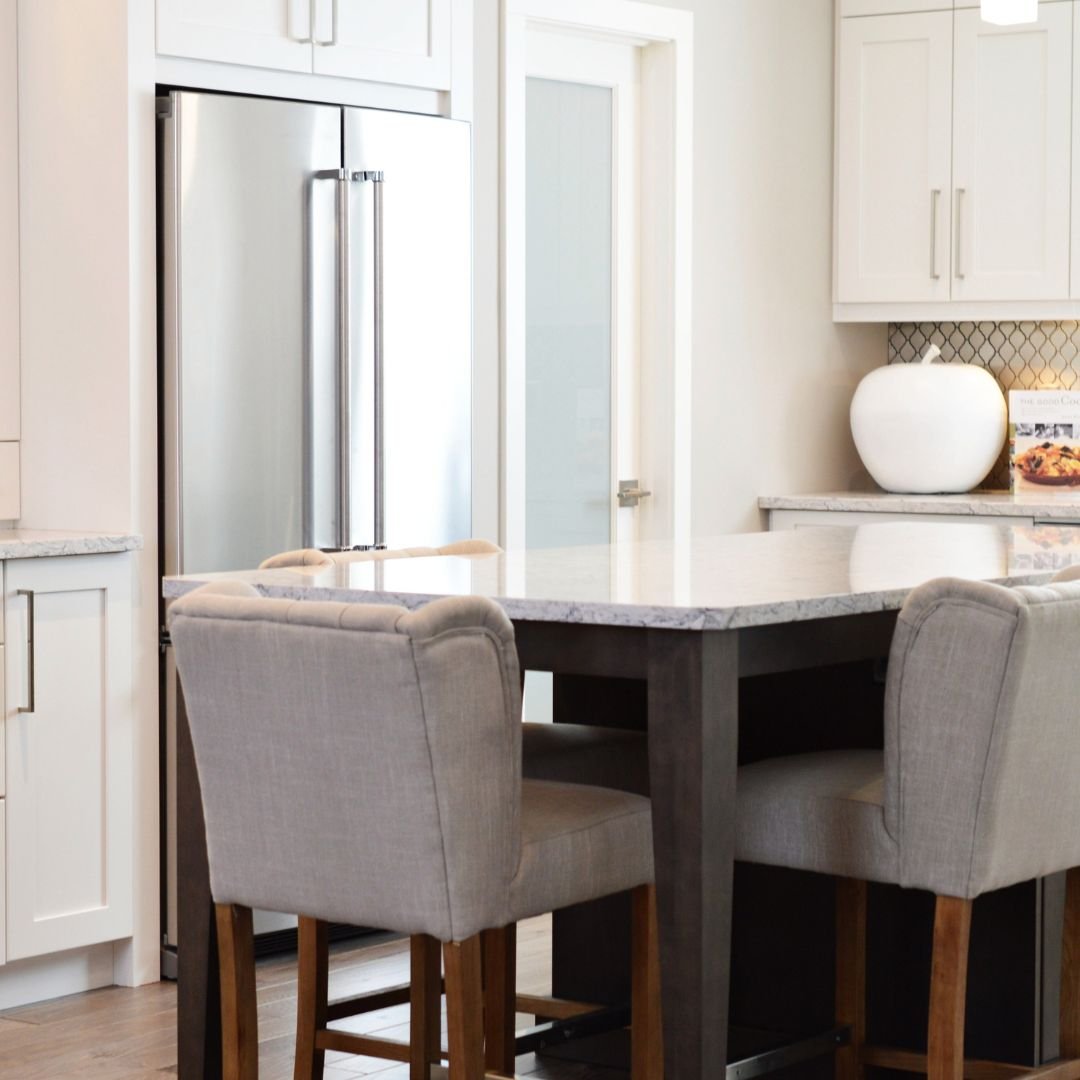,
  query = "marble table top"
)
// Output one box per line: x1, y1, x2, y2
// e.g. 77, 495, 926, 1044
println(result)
0, 529, 143, 559
163, 522, 1080, 631
760, 490, 1080, 520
